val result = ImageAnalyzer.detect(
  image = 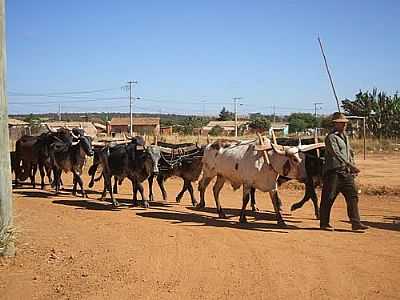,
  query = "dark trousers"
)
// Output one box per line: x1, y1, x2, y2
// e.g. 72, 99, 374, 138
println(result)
320, 170, 361, 227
